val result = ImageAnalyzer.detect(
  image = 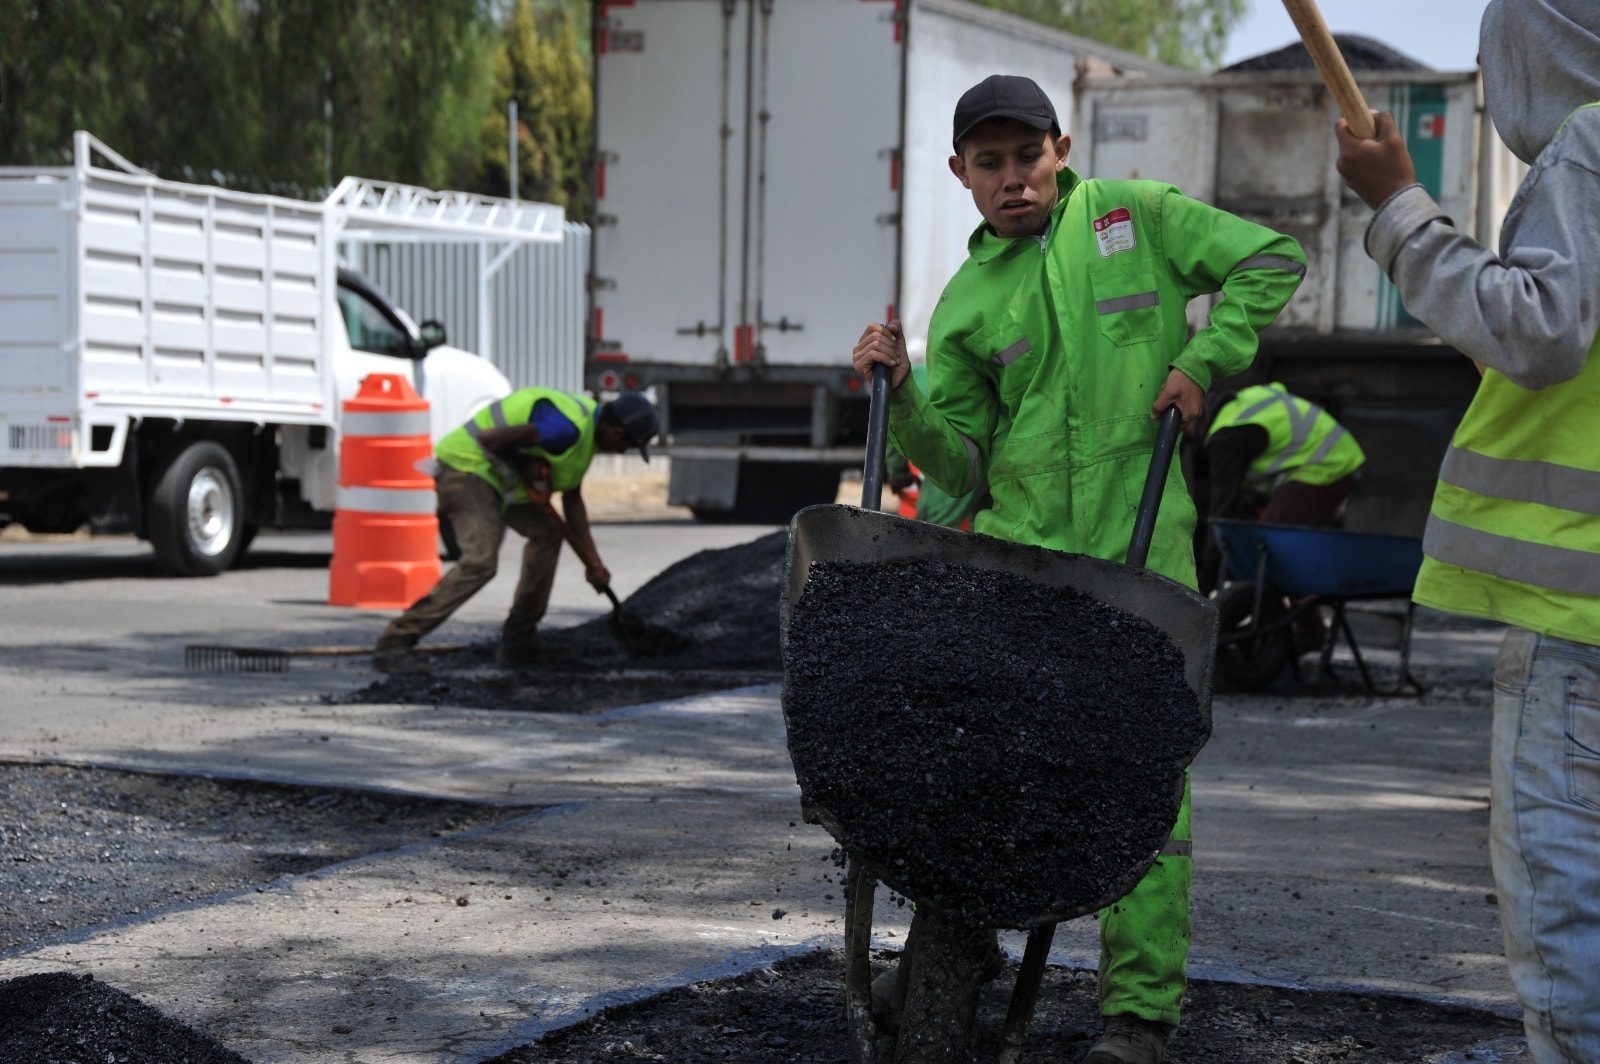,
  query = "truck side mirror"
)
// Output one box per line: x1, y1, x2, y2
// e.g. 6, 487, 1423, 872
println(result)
417, 320, 448, 353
